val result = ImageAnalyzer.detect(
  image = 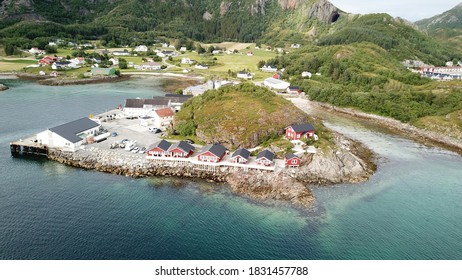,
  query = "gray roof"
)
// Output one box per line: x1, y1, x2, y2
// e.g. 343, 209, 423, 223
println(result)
169, 141, 195, 153
231, 148, 250, 159
49, 117, 99, 143
125, 98, 171, 108
152, 140, 172, 151
288, 86, 300, 90
199, 143, 226, 157
164, 94, 193, 103
256, 149, 275, 161
289, 124, 315, 133
285, 153, 300, 160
